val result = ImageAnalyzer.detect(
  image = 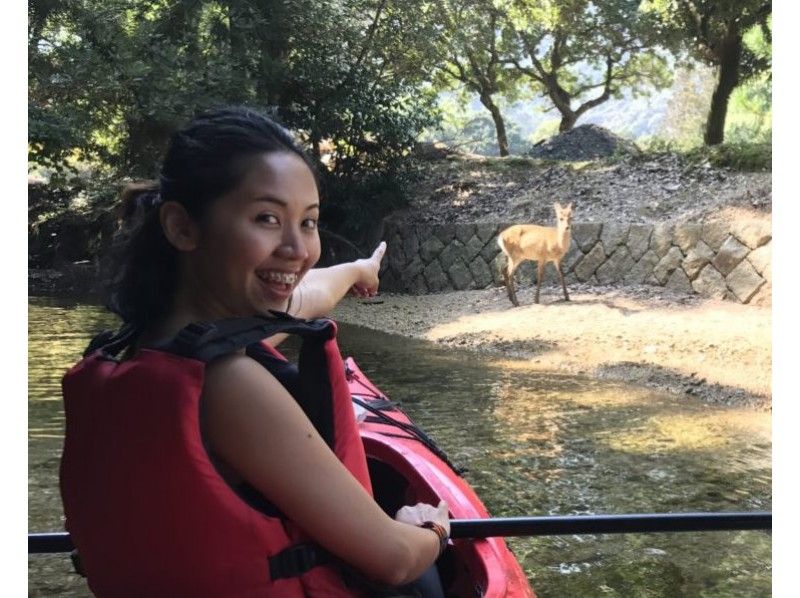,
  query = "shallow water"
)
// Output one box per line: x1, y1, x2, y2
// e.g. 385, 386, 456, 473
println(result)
28, 296, 771, 597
